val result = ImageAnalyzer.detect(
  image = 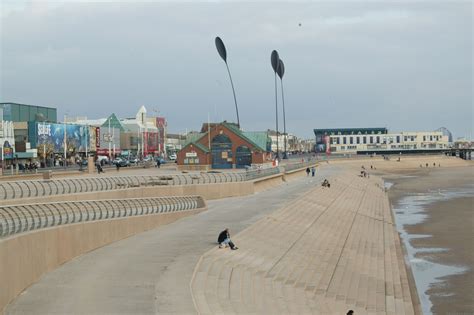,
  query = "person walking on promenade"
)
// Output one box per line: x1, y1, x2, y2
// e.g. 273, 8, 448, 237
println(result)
217, 228, 238, 250
157, 158, 161, 168
306, 167, 310, 176
311, 166, 315, 177
96, 159, 103, 174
